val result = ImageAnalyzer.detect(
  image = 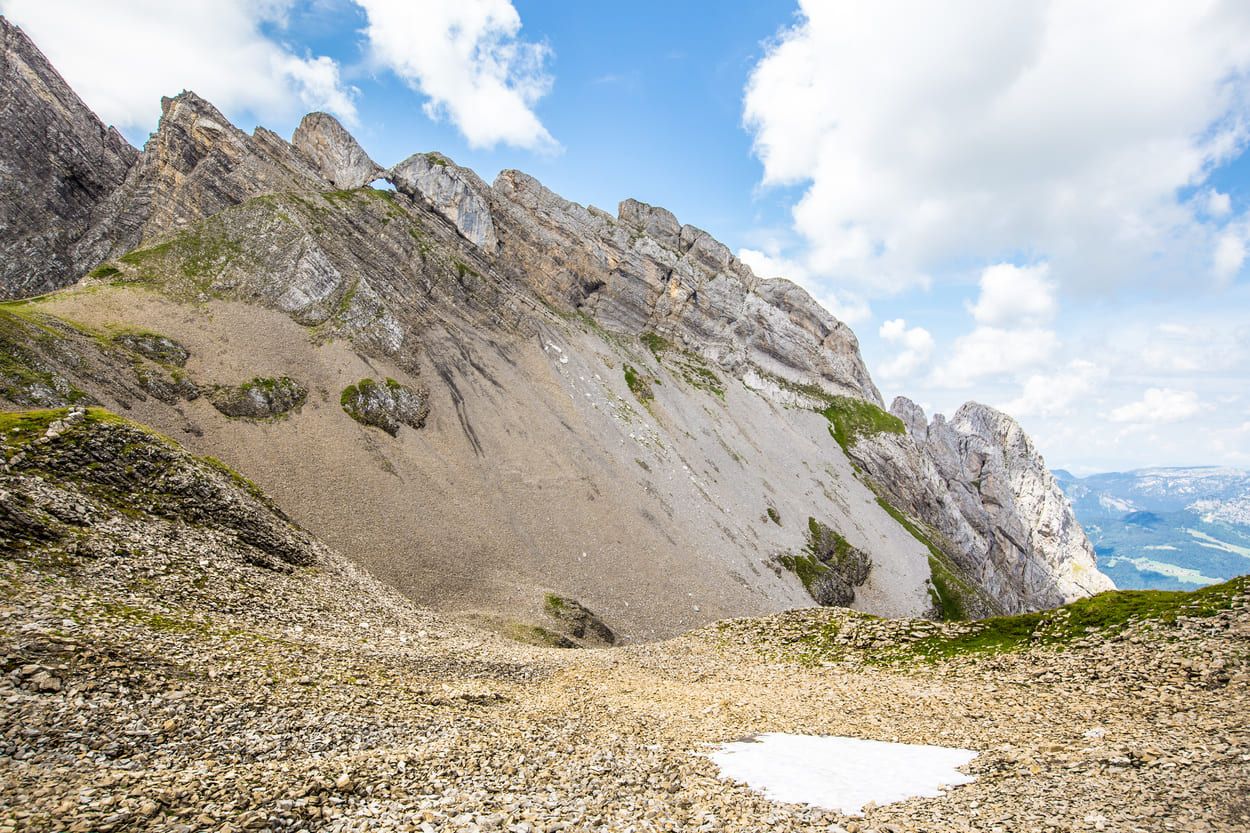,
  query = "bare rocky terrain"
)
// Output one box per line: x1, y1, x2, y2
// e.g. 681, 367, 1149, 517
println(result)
1, 408, 1247, 833
4, 18, 1244, 833
0, 10, 1113, 638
